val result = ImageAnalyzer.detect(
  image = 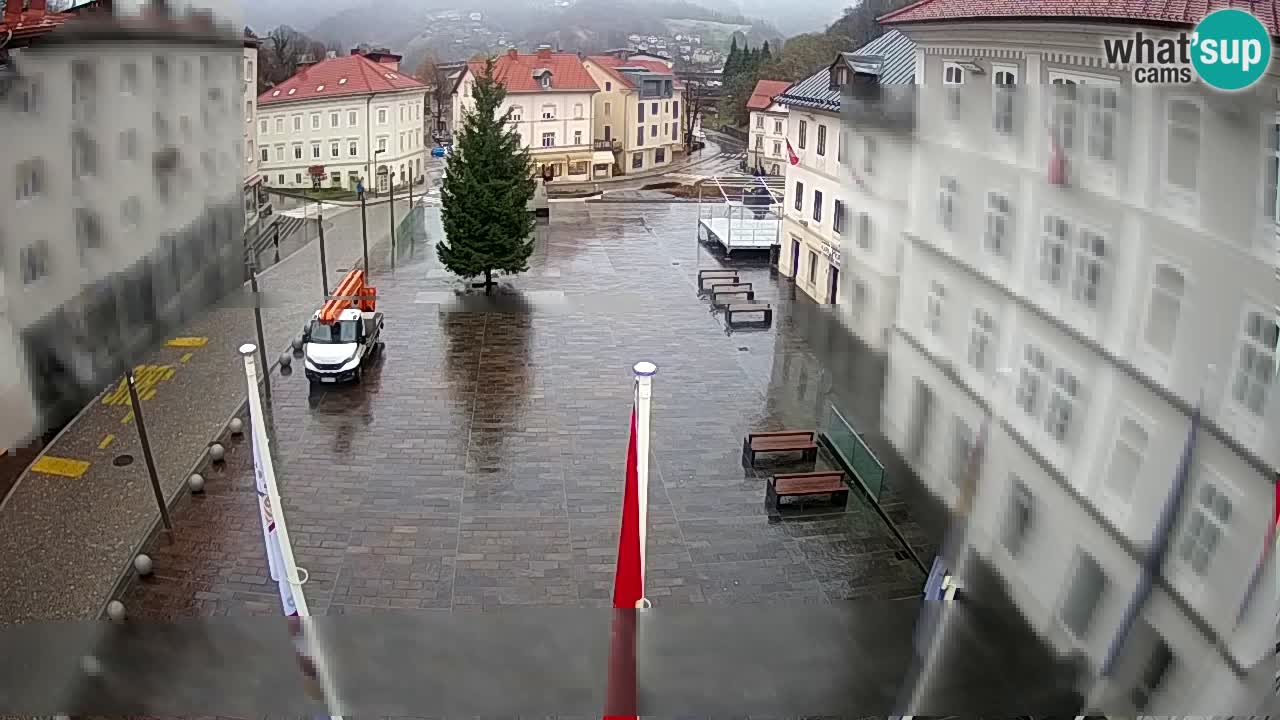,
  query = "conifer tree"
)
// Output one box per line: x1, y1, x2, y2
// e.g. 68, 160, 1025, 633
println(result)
438, 59, 536, 295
